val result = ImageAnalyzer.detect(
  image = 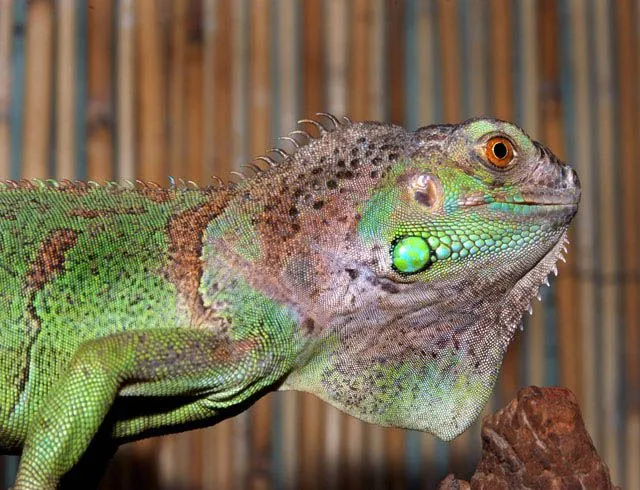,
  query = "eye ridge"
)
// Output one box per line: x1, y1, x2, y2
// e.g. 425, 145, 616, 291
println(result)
485, 136, 515, 169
